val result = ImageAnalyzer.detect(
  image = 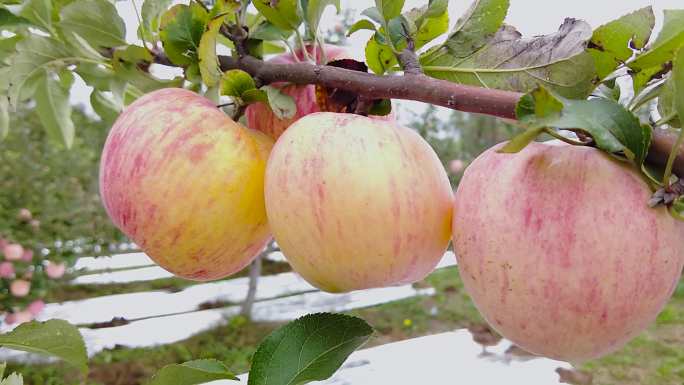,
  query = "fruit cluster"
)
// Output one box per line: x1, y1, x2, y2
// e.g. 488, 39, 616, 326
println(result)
100, 52, 684, 362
